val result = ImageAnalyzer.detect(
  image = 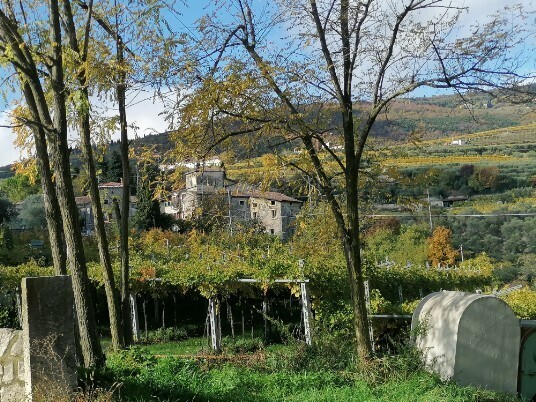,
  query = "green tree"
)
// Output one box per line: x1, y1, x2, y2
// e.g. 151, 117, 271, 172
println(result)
96, 157, 110, 183
0, 174, 39, 202
0, 224, 14, 250
469, 166, 500, 192
133, 163, 163, 231
0, 198, 17, 224
17, 194, 46, 229
175, 0, 534, 359
107, 150, 123, 183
